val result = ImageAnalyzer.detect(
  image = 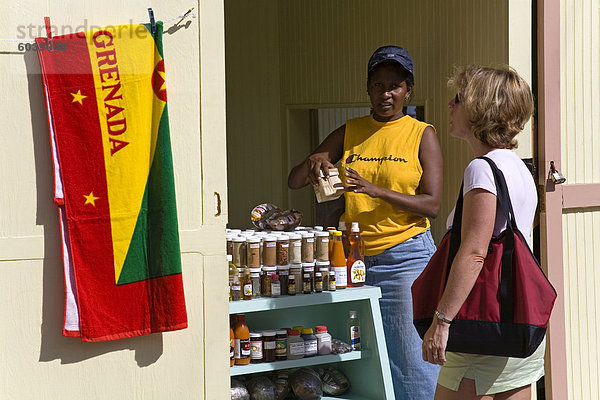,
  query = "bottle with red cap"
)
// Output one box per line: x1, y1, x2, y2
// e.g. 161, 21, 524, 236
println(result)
314, 325, 332, 355
346, 222, 366, 287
